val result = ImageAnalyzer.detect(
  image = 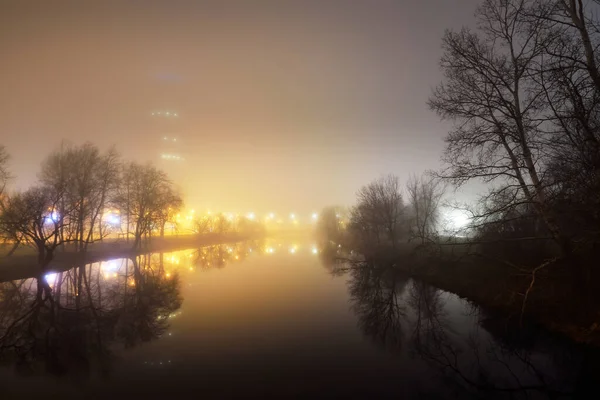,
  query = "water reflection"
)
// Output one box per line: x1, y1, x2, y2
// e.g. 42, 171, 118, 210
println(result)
335, 254, 589, 399
0, 239, 596, 398
0, 237, 319, 382
0, 253, 182, 380
349, 261, 408, 353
